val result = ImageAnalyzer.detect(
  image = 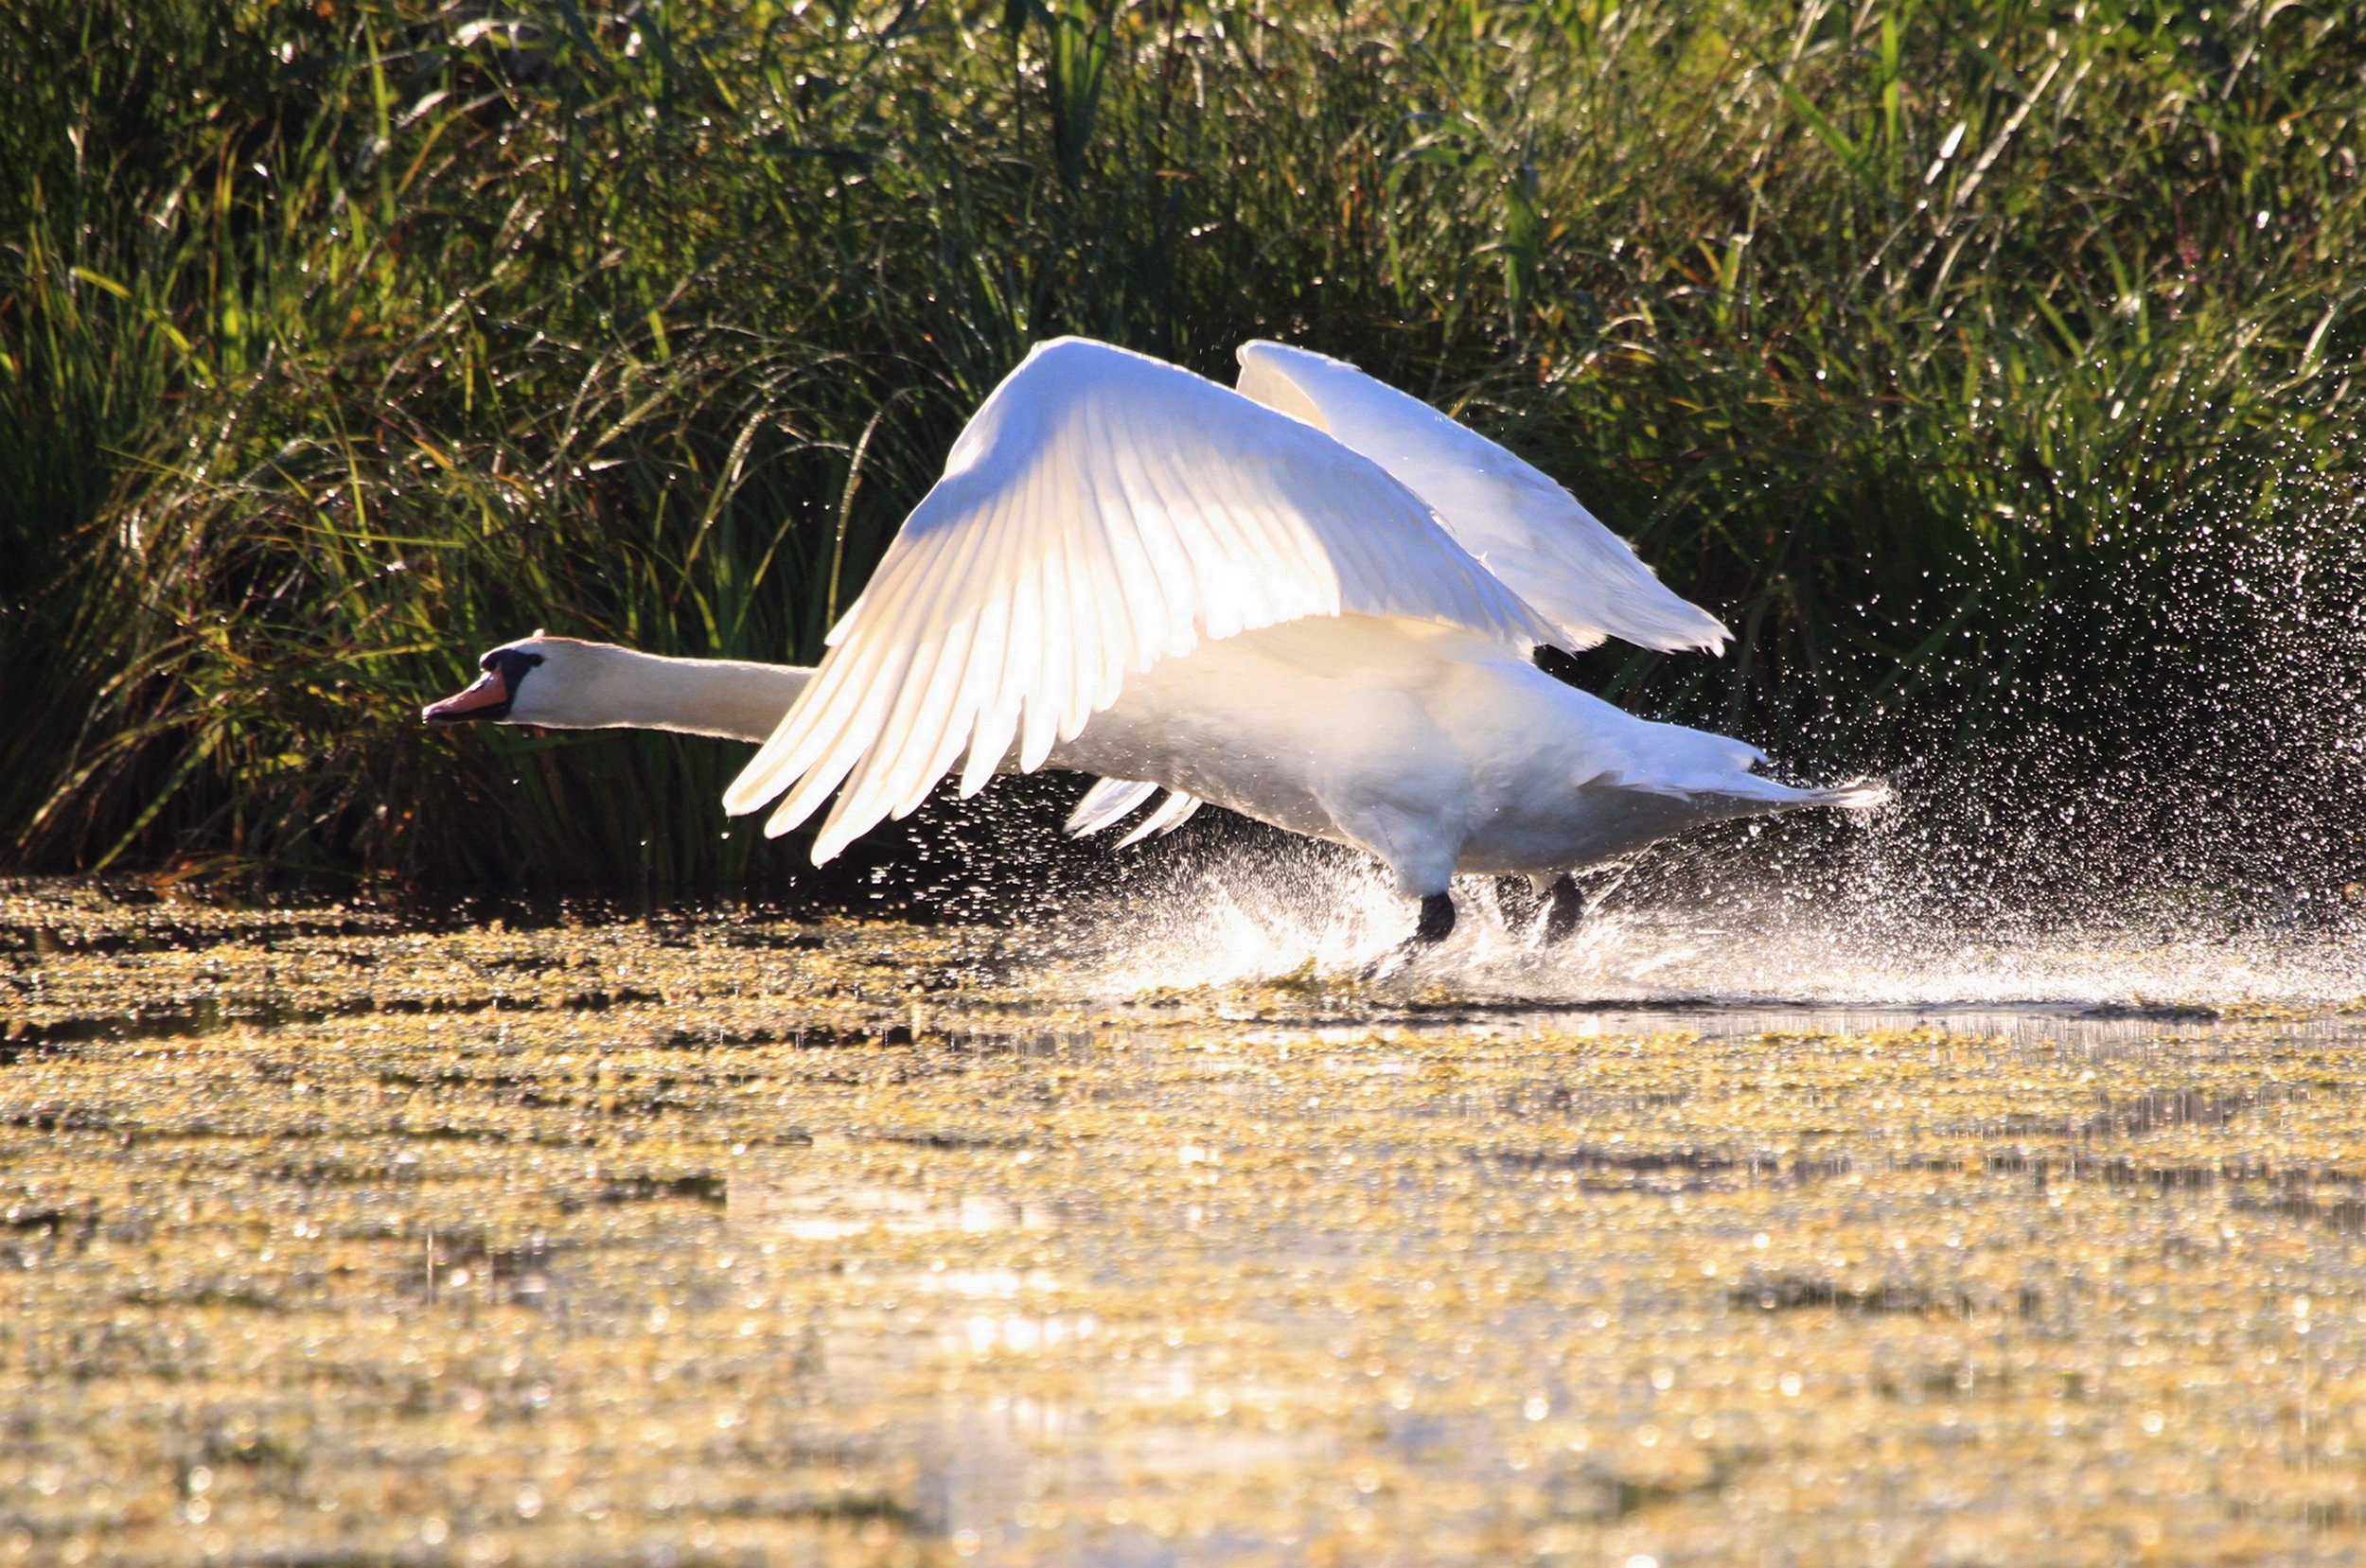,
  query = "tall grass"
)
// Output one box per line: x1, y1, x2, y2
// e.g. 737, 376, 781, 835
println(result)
5, 0, 2361, 891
